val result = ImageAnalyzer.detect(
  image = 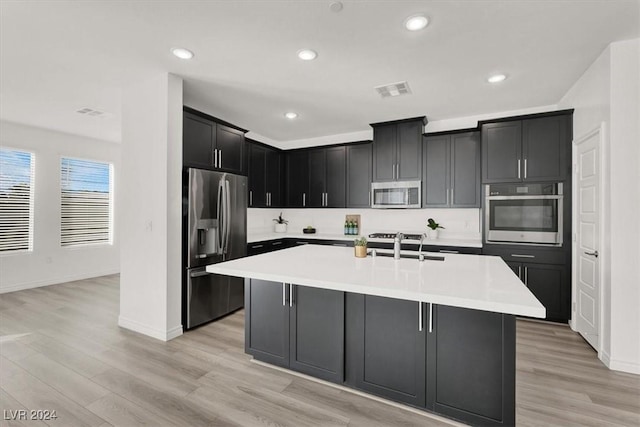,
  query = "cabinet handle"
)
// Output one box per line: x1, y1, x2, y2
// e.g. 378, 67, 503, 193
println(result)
219, 150, 222, 168
419, 302, 423, 332
332, 243, 347, 247
251, 244, 264, 249
325, 192, 328, 206
524, 159, 528, 179
524, 266, 528, 285
396, 163, 400, 180
249, 191, 253, 206
392, 164, 396, 180
369, 191, 372, 206
212, 149, 217, 167
512, 254, 535, 258
268, 192, 271, 206
272, 241, 282, 246
518, 265, 522, 279
289, 283, 294, 307
446, 188, 449, 205
451, 188, 454, 205
303, 193, 306, 207
282, 283, 286, 306
439, 250, 459, 254
428, 303, 433, 333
